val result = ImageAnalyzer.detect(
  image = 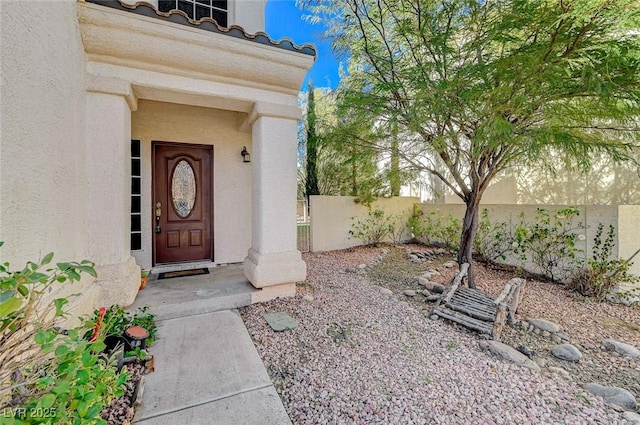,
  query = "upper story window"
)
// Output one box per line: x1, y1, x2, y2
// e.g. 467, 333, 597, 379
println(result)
158, 1, 228, 27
